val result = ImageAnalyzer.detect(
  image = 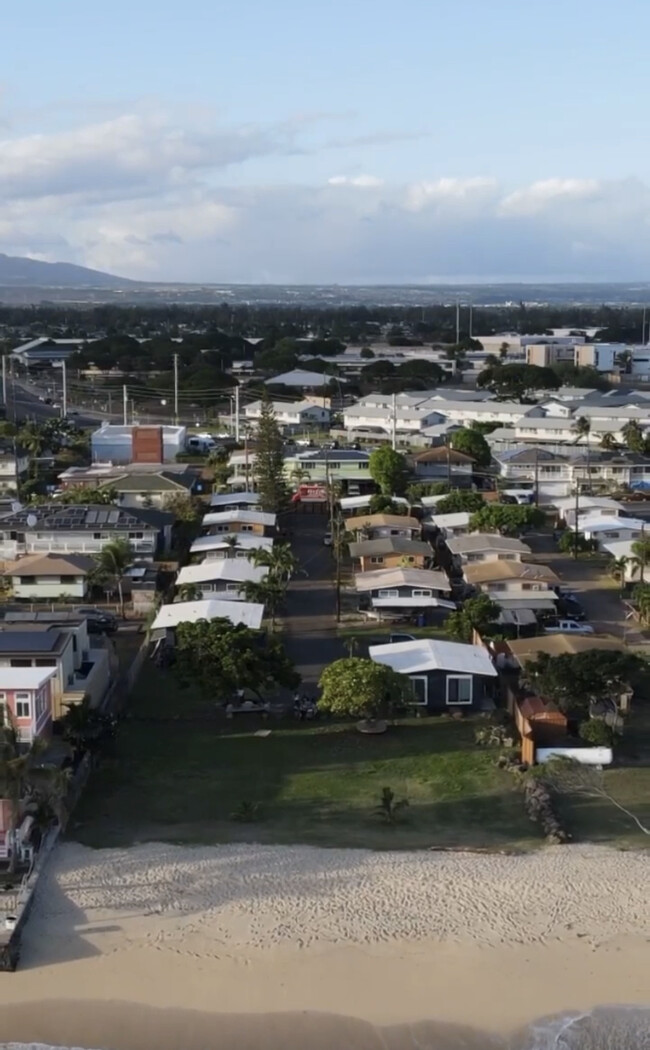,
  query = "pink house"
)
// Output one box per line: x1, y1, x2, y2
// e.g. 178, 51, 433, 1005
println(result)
0, 668, 55, 745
